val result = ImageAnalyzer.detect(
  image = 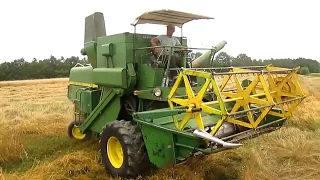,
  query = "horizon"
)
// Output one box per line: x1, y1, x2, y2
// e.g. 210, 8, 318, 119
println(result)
1, 0, 319, 63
